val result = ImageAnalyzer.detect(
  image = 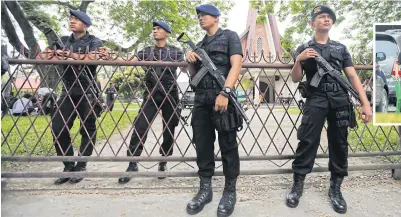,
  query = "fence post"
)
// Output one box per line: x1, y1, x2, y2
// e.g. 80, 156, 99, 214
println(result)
393, 126, 401, 180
